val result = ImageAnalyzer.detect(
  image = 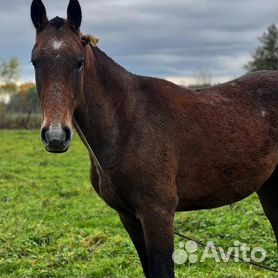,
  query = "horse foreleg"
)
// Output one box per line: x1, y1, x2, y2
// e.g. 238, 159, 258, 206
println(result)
119, 212, 150, 278
139, 207, 175, 278
257, 167, 278, 254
